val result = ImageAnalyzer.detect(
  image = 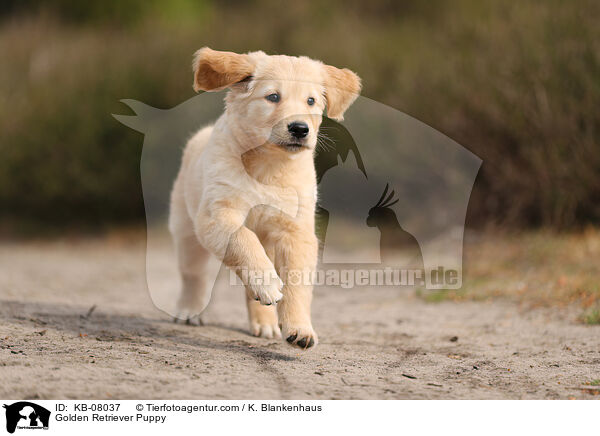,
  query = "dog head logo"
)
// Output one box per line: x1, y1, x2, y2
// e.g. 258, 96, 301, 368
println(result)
3, 402, 50, 434
113, 49, 481, 319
